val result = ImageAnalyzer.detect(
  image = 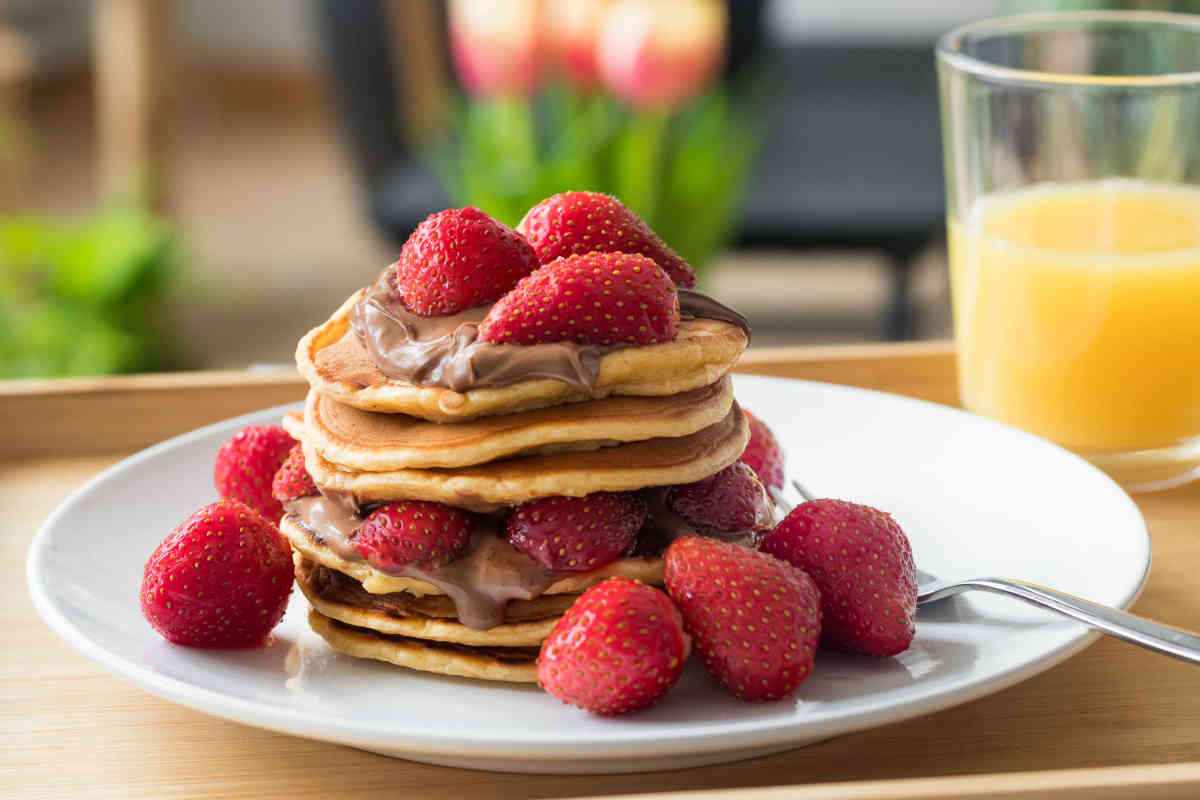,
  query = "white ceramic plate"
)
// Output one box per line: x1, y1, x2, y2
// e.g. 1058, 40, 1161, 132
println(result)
28, 375, 1149, 774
